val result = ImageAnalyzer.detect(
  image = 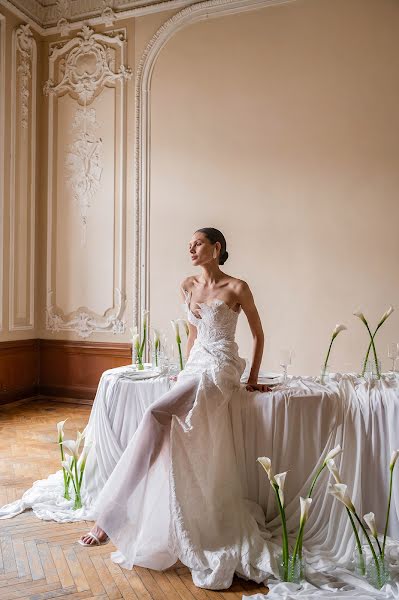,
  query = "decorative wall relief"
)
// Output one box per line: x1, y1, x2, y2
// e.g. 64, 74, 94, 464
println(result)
9, 23, 37, 331
65, 107, 103, 245
44, 26, 132, 337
